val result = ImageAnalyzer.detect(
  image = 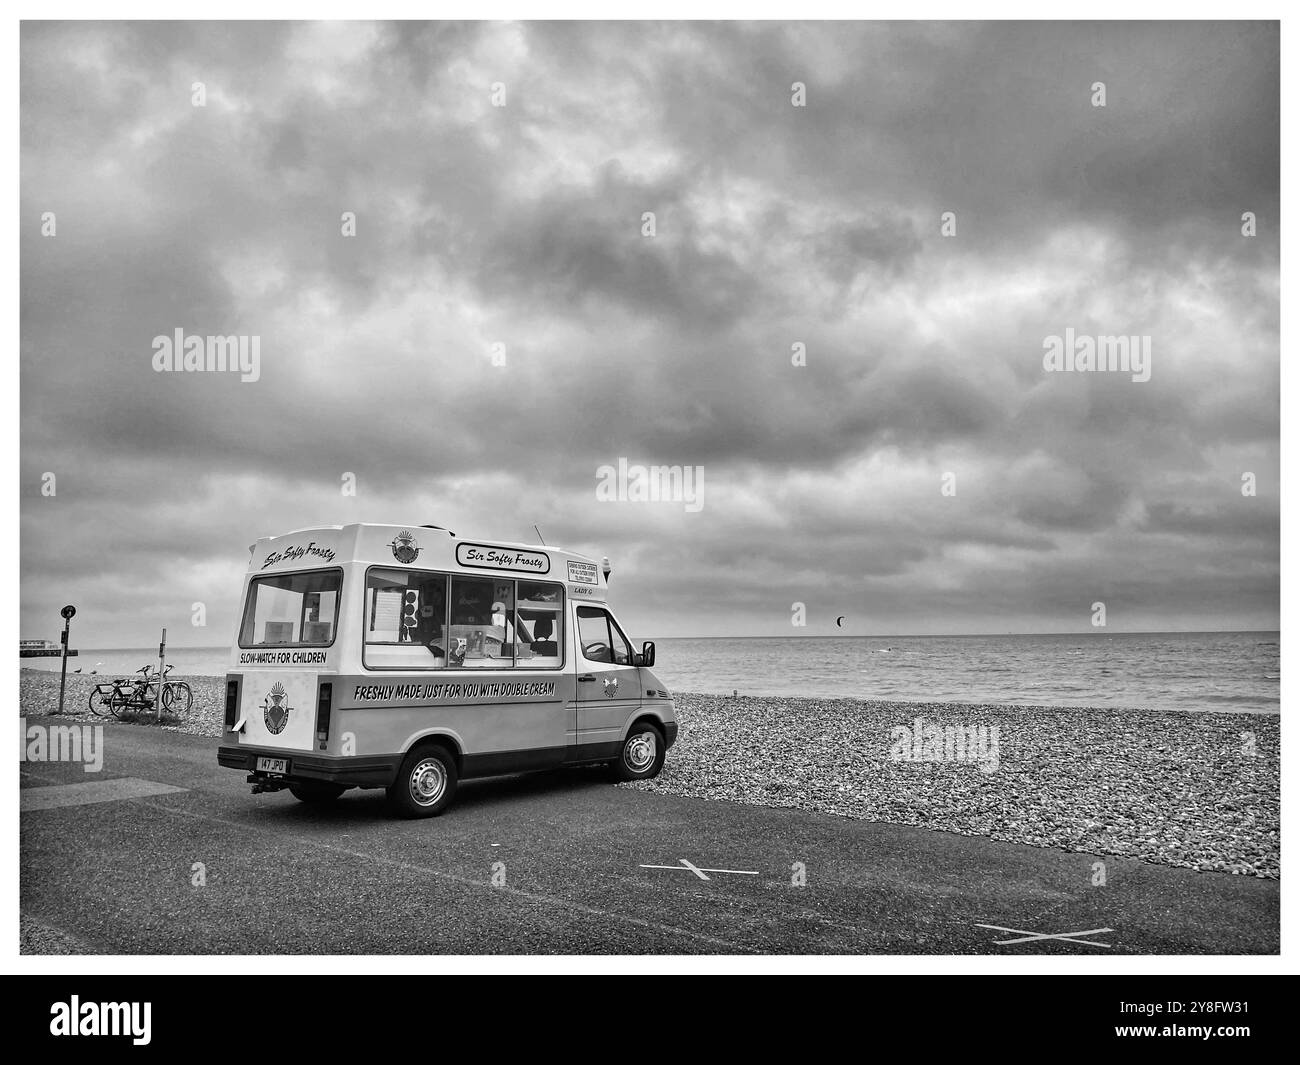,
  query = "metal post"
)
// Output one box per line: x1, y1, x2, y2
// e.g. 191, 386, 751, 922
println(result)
157, 628, 167, 722
56, 605, 76, 715
57, 620, 70, 716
